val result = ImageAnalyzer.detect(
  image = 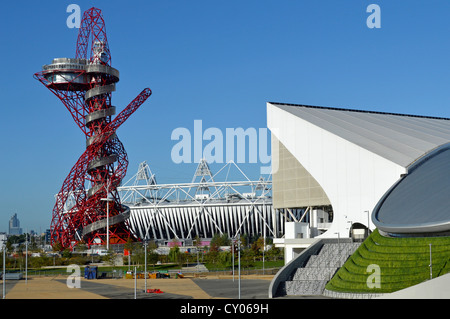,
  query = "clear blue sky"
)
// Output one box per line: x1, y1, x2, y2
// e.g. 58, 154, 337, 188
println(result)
1, 0, 450, 233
